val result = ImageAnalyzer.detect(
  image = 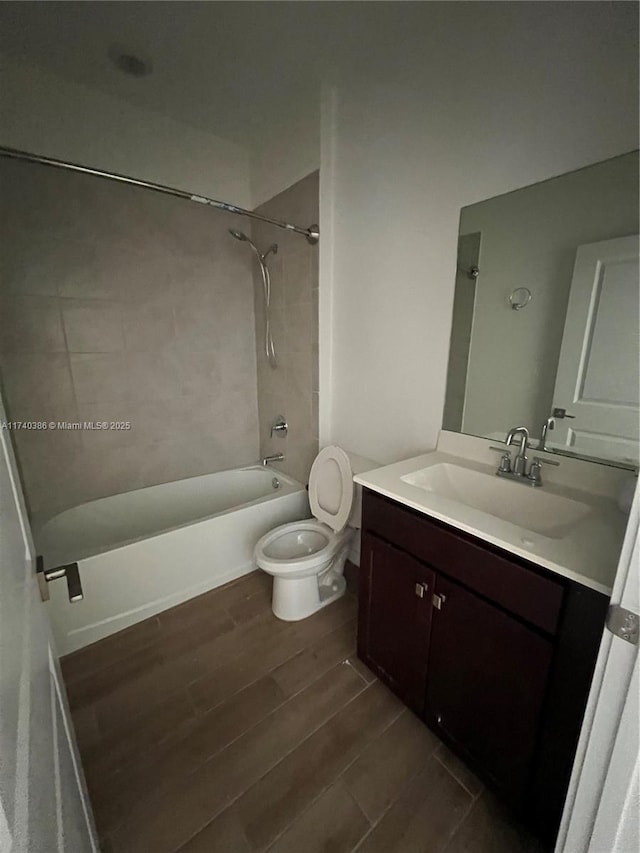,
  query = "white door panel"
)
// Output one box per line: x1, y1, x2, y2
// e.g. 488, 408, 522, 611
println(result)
52, 661, 94, 852
0, 391, 96, 852
556, 485, 639, 853
552, 235, 639, 464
